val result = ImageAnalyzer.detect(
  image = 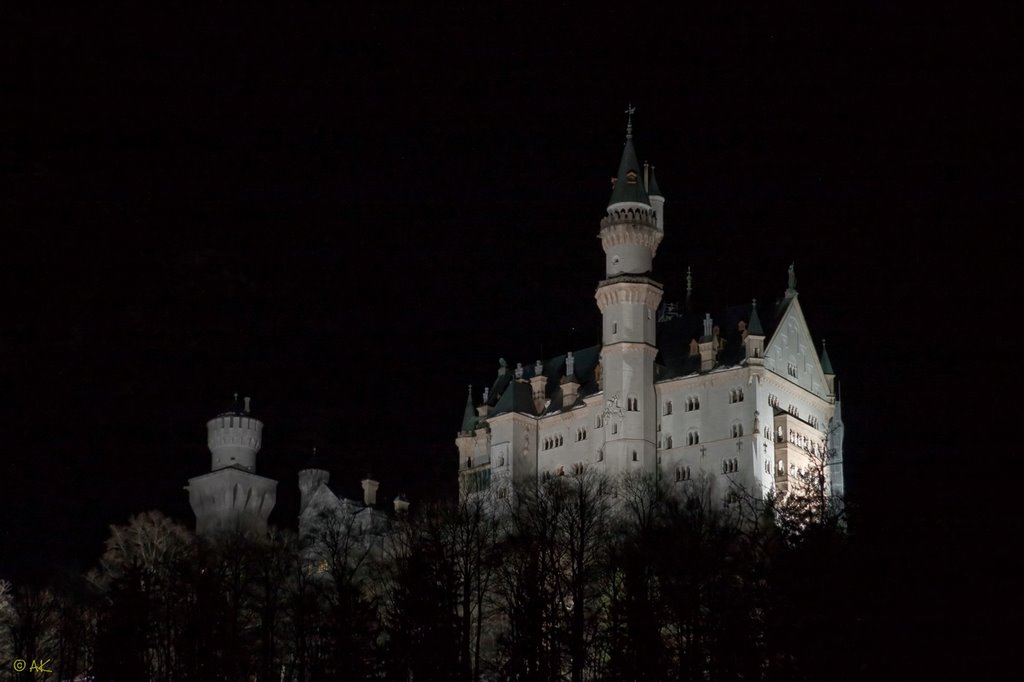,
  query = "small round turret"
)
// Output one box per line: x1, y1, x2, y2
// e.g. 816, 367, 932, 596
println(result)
207, 394, 262, 472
